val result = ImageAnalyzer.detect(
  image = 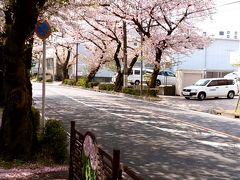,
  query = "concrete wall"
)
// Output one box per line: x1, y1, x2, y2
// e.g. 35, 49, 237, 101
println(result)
176, 69, 205, 95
